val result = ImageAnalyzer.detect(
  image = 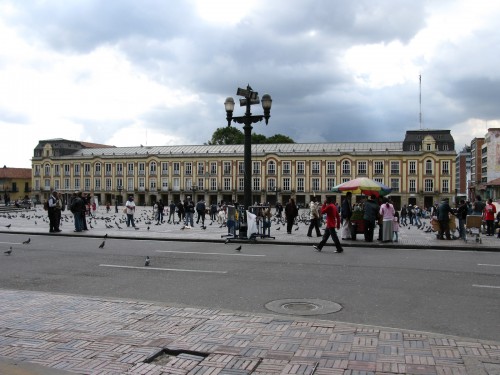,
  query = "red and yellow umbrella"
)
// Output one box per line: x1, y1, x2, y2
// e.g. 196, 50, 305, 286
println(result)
331, 177, 392, 197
